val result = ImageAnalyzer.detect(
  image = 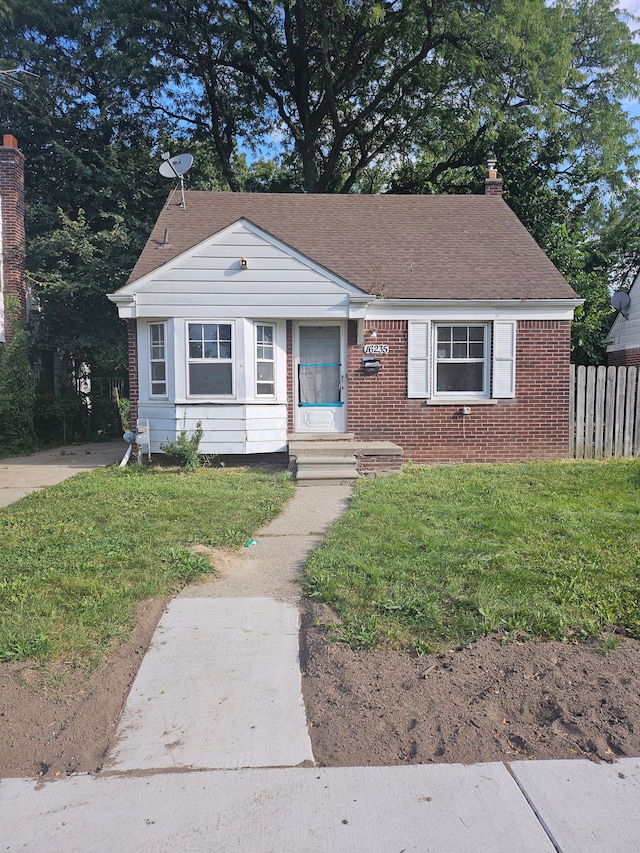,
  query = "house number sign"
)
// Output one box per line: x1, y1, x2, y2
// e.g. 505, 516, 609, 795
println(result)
363, 344, 389, 354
